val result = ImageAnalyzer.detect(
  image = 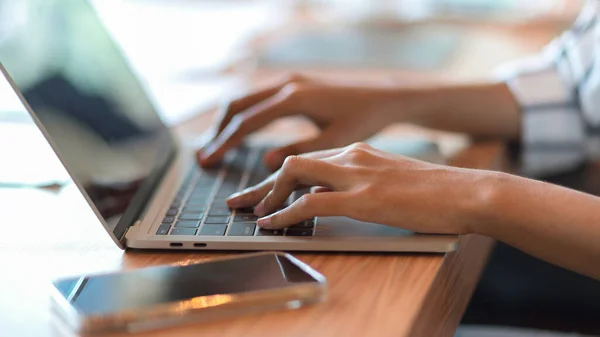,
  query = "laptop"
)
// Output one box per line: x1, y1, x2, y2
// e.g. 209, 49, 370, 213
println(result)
0, 0, 458, 253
